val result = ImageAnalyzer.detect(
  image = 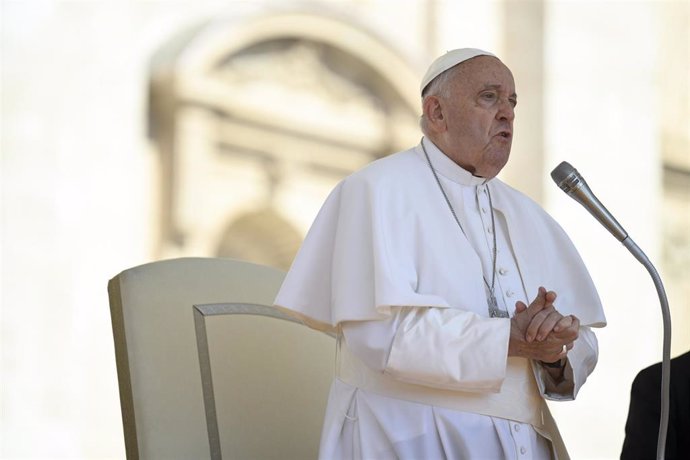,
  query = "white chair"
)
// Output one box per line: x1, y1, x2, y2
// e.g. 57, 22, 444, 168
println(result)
108, 258, 335, 459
